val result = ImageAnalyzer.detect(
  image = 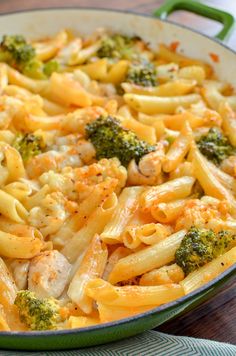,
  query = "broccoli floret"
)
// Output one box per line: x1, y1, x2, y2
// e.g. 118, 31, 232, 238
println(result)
14, 290, 62, 331
22, 59, 59, 79
43, 60, 60, 77
197, 127, 235, 164
22, 58, 46, 79
86, 115, 155, 167
0, 35, 35, 68
0, 34, 59, 78
175, 227, 235, 275
12, 133, 44, 161
97, 34, 137, 60
126, 61, 157, 87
